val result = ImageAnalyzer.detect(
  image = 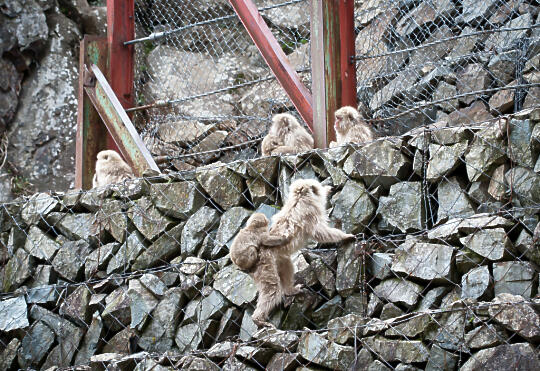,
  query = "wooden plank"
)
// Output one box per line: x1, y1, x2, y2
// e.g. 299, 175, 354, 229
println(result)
339, 0, 357, 108
75, 36, 109, 190
107, 0, 135, 111
311, 0, 341, 147
84, 64, 160, 177
229, 0, 313, 131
